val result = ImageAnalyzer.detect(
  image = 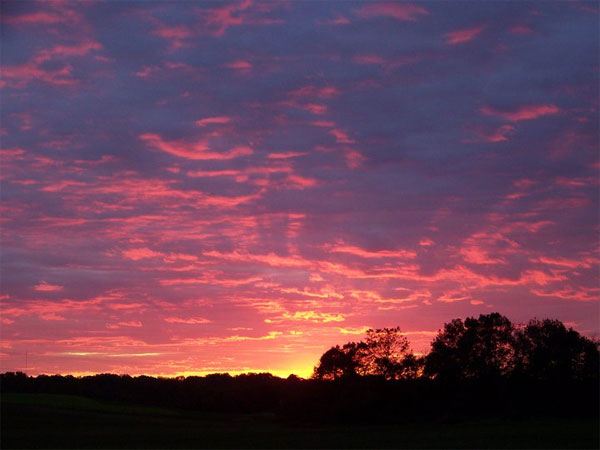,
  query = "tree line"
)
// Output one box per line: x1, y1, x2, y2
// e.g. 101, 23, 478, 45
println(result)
1, 312, 598, 423
314, 313, 599, 382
